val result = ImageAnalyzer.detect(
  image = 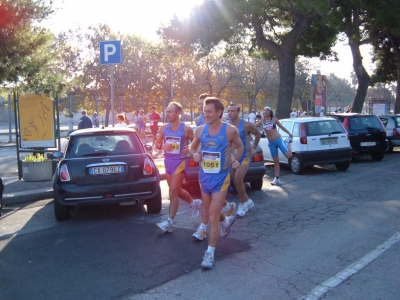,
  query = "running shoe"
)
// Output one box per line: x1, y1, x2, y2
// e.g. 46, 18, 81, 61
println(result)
192, 225, 207, 241
271, 177, 281, 185
223, 202, 236, 216
220, 216, 236, 238
190, 199, 202, 218
156, 219, 173, 233
236, 203, 248, 217
201, 251, 215, 269
246, 199, 255, 209
285, 137, 293, 143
